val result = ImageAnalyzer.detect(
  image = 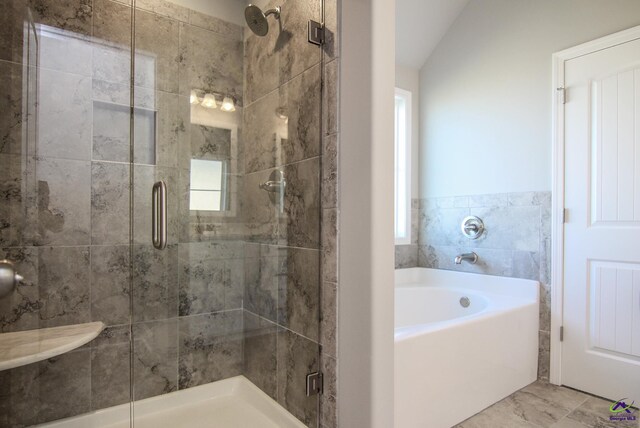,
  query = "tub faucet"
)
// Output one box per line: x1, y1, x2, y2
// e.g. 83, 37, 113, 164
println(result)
454, 252, 478, 265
